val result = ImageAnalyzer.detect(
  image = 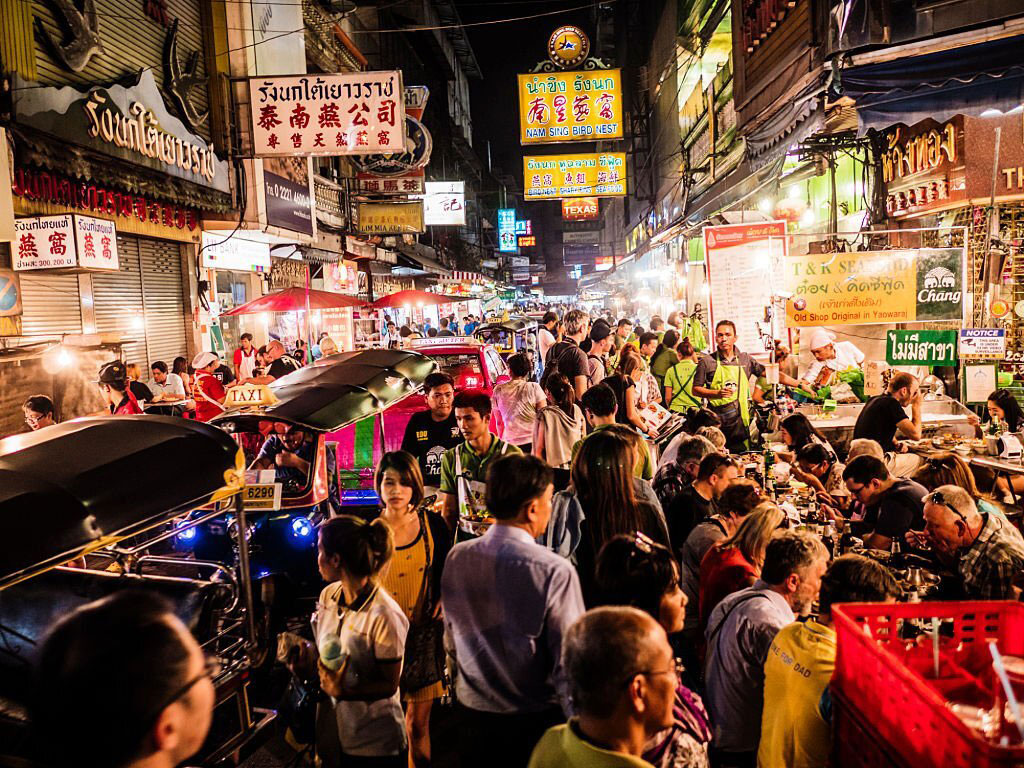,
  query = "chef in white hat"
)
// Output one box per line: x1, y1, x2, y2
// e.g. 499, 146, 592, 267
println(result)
798, 328, 865, 394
